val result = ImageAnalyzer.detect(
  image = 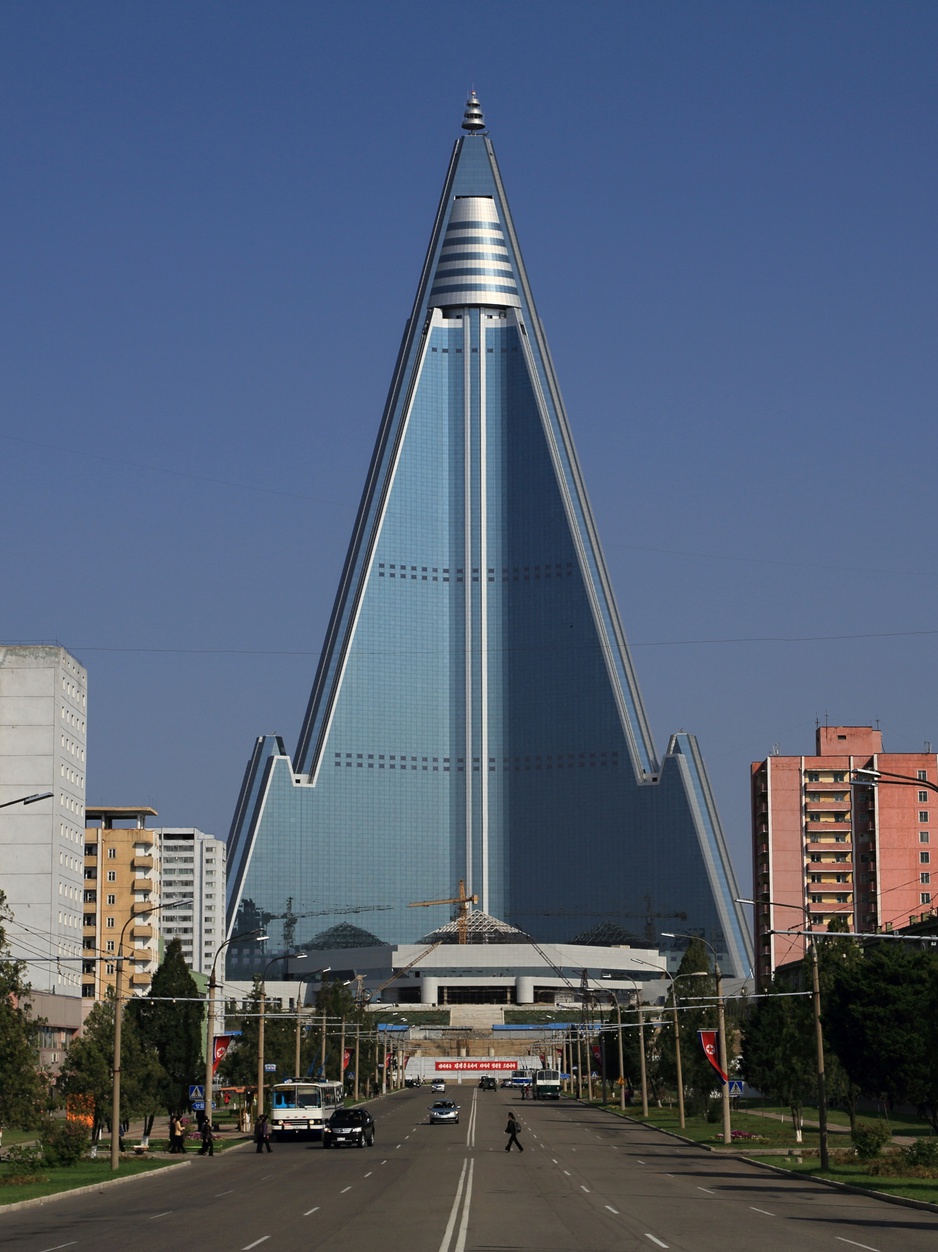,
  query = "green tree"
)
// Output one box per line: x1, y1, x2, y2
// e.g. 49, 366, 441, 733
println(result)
131, 938, 204, 1112
823, 942, 938, 1129
741, 977, 816, 1139
0, 891, 45, 1129
58, 996, 165, 1141
667, 940, 720, 1116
